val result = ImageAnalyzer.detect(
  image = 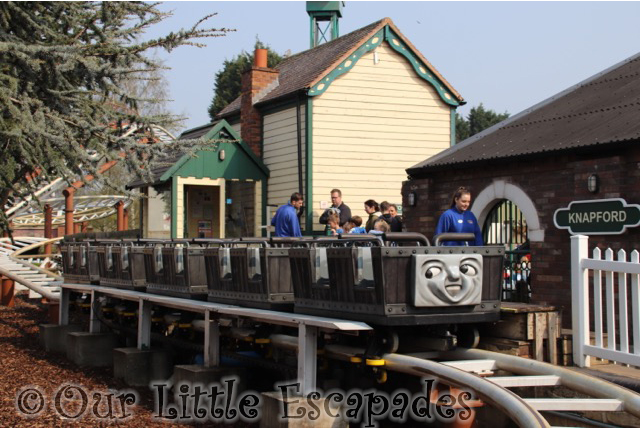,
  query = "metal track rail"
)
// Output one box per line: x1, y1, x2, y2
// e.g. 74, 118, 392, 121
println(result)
440, 348, 640, 419
269, 335, 640, 427
58, 283, 640, 428
269, 337, 551, 428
